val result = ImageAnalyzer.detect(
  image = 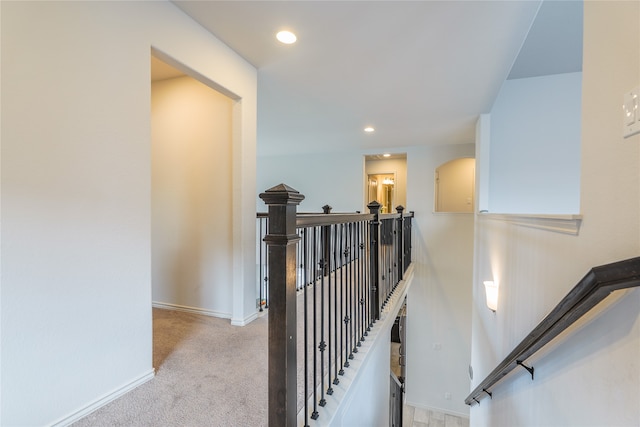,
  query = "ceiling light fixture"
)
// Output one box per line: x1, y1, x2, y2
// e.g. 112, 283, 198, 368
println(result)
383, 153, 391, 157
276, 30, 297, 44
364, 127, 375, 133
